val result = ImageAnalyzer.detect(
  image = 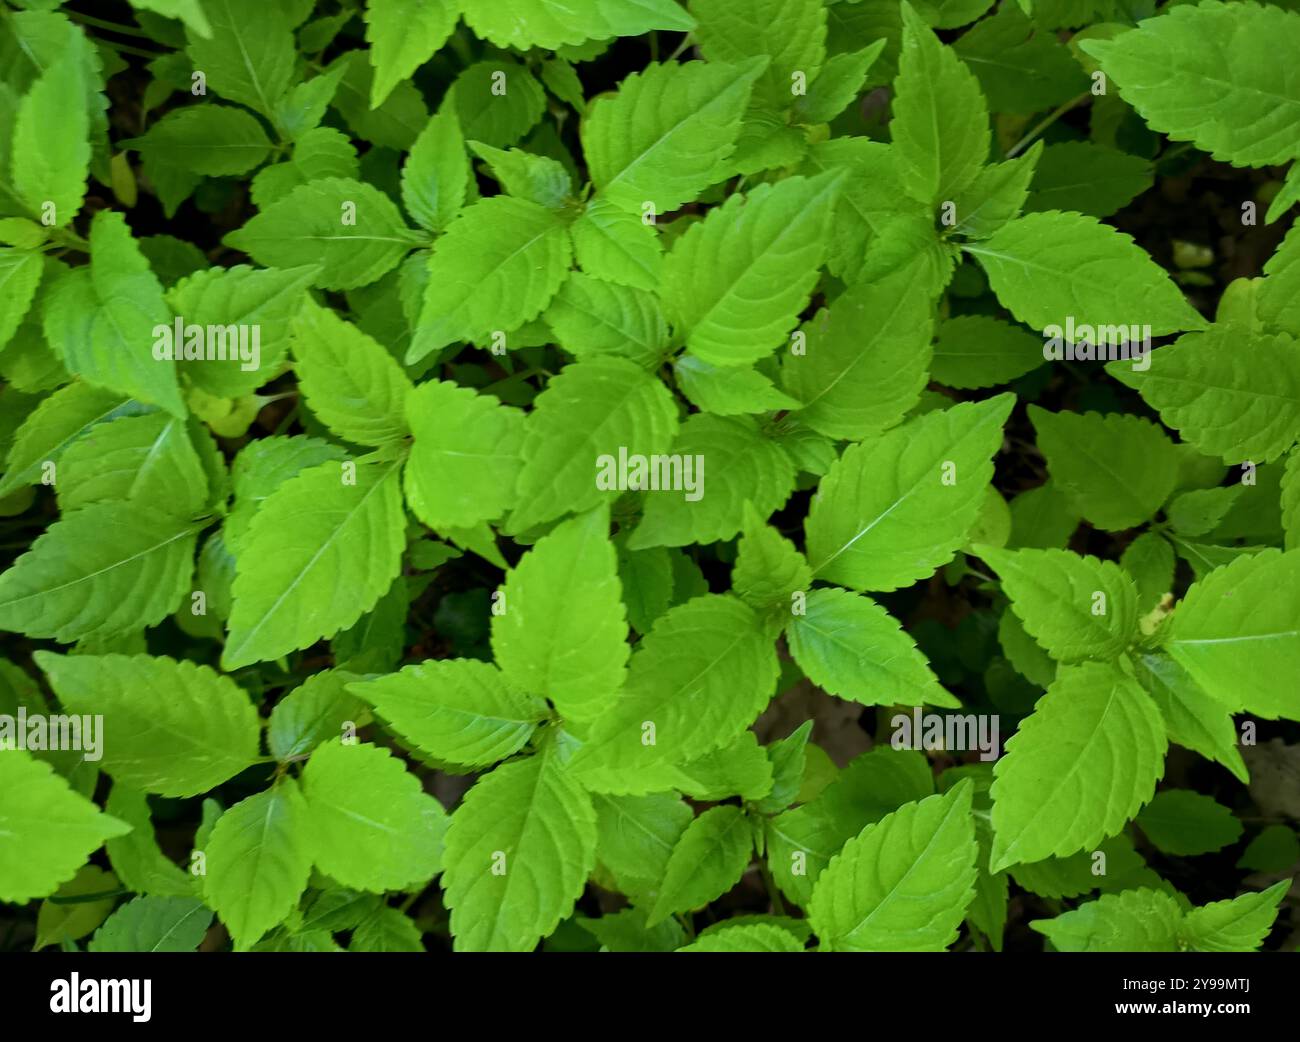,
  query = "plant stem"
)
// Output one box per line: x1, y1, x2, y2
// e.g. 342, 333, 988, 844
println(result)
1006, 93, 1090, 158
47, 887, 131, 904
65, 11, 154, 38
758, 858, 787, 917
666, 34, 694, 62
47, 227, 90, 254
